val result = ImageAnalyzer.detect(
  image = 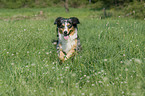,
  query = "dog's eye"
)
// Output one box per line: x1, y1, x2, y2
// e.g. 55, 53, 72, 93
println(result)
68, 25, 72, 28
60, 25, 64, 28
